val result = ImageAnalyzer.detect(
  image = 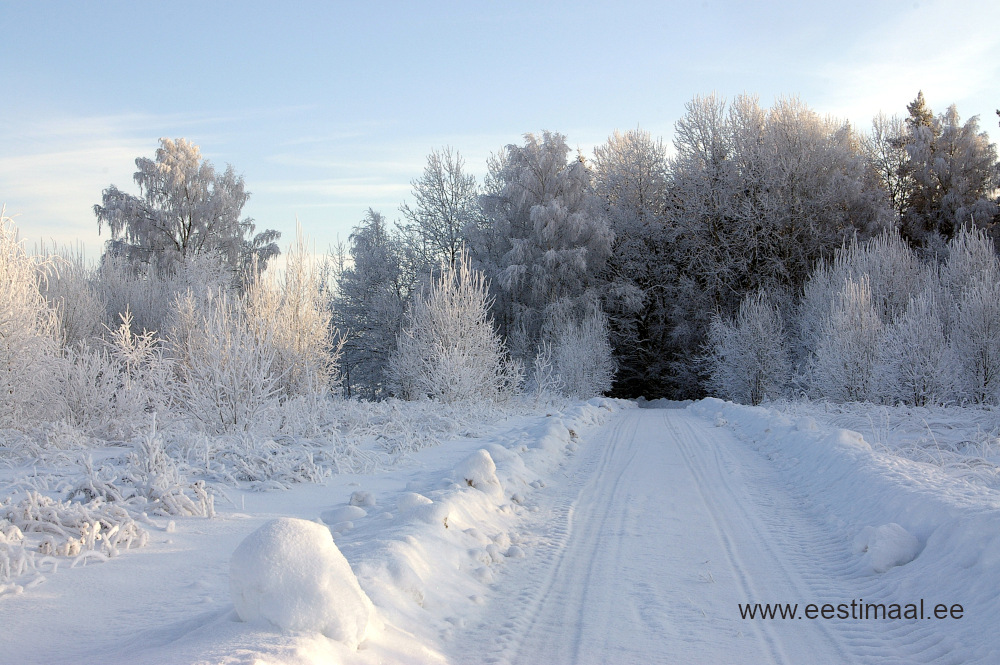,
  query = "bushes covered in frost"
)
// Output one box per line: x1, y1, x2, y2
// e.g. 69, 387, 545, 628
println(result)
542, 303, 617, 399
1, 490, 150, 589
390, 254, 521, 402
0, 213, 60, 428
707, 227, 1000, 406
706, 291, 789, 405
